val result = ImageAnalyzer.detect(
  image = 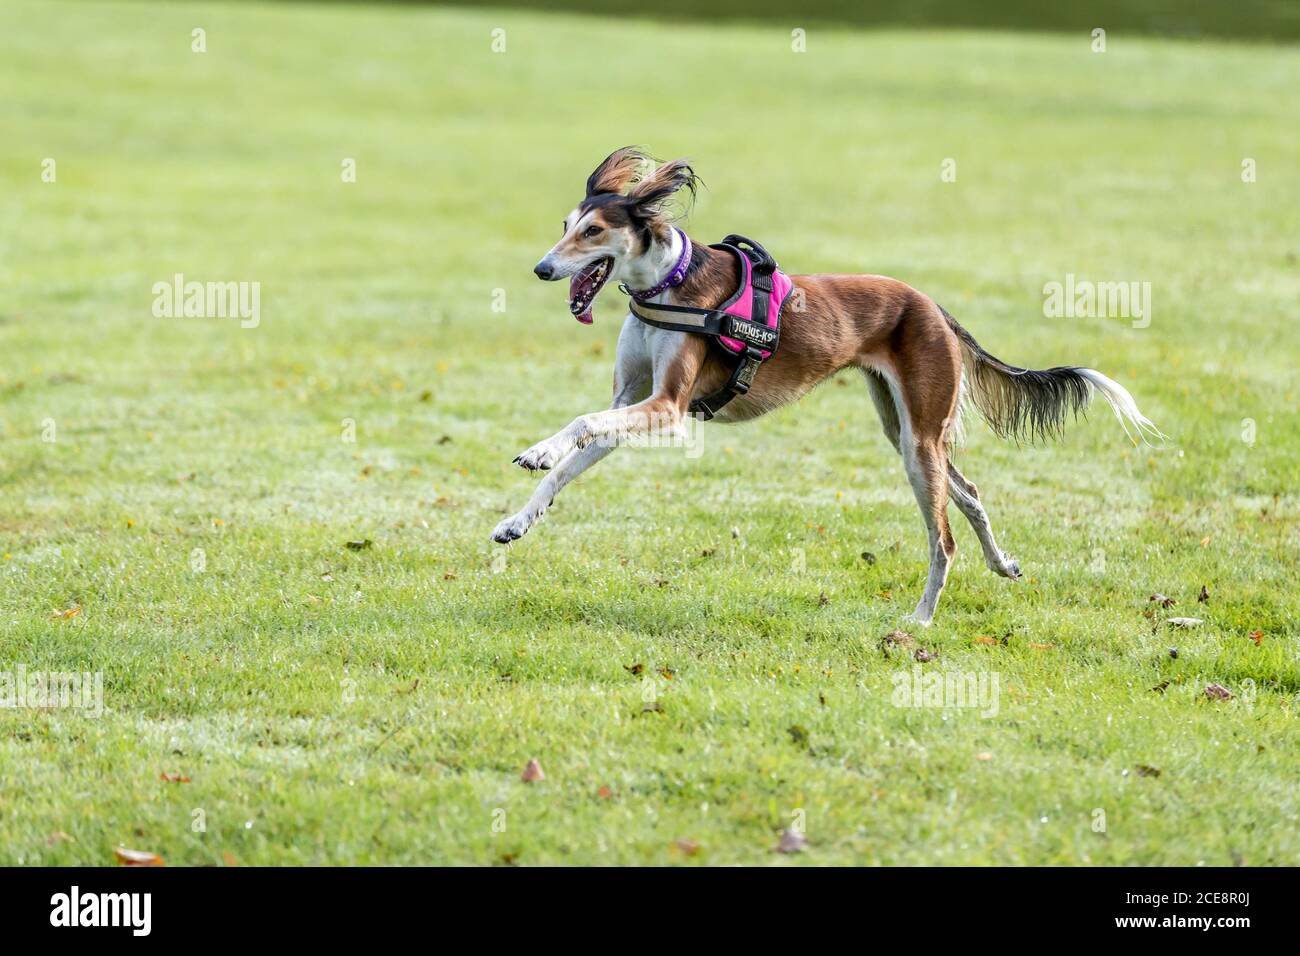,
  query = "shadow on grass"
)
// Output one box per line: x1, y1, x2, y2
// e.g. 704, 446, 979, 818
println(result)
283, 0, 1300, 43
